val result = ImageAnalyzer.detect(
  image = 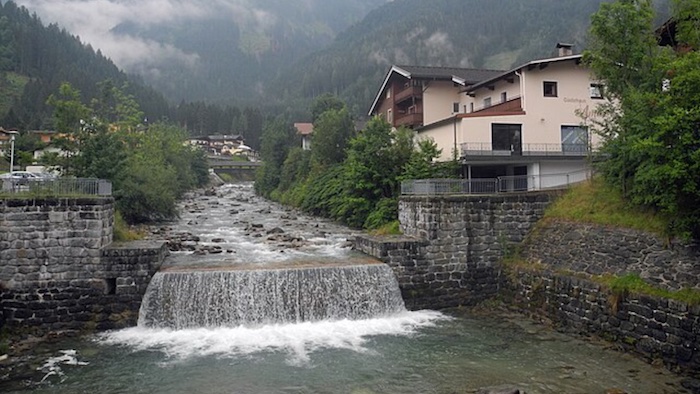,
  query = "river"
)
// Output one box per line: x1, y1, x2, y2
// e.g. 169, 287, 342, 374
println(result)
0, 183, 688, 393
